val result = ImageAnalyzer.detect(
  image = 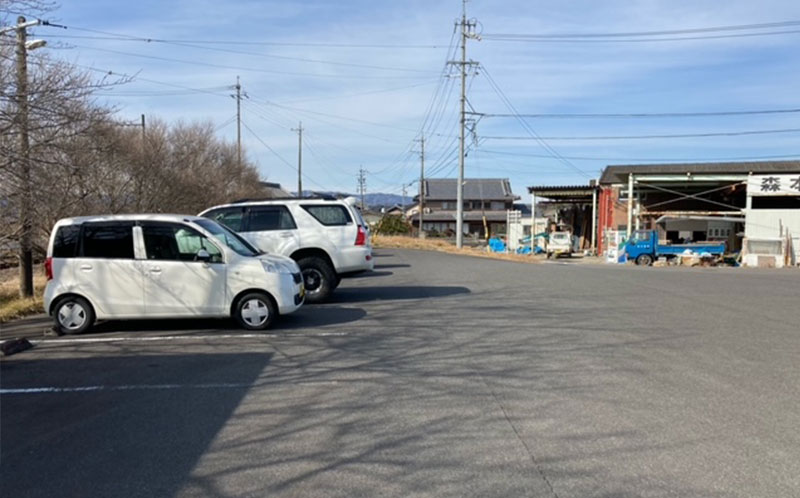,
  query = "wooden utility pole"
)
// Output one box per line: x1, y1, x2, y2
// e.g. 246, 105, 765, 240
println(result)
292, 122, 304, 197
16, 16, 33, 297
